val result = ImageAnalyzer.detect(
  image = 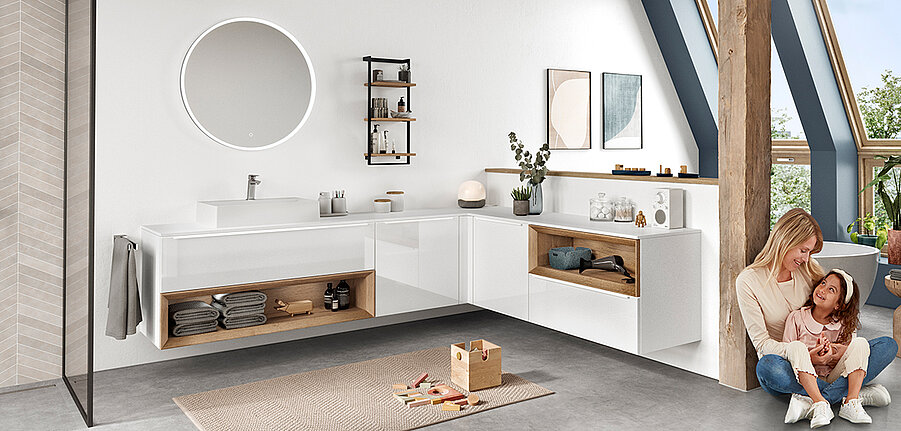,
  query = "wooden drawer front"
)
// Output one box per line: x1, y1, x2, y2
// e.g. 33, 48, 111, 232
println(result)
528, 275, 638, 354
159, 223, 374, 292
